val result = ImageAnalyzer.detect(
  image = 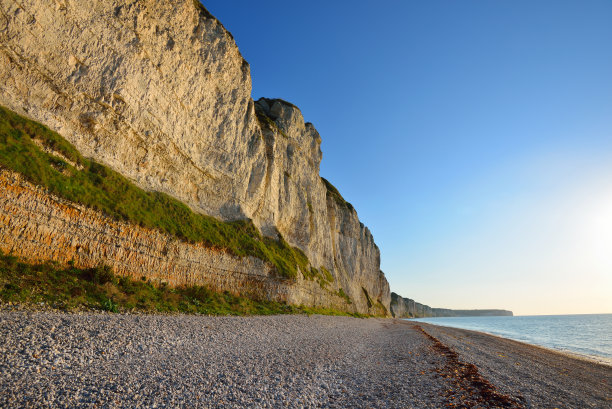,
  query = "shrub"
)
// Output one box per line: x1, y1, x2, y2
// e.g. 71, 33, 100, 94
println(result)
101, 298, 118, 313
82, 264, 115, 285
